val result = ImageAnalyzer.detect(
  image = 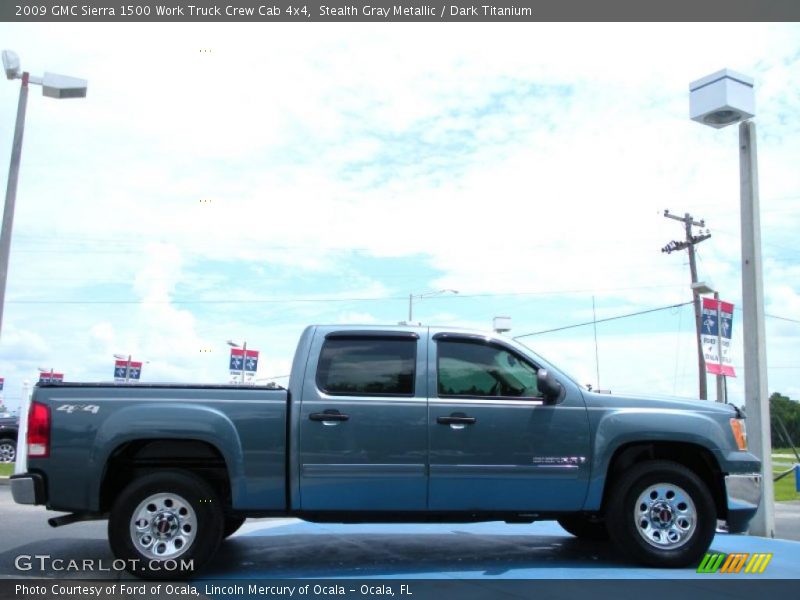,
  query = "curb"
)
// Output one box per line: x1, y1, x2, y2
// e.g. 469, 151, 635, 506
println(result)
0, 476, 9, 486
